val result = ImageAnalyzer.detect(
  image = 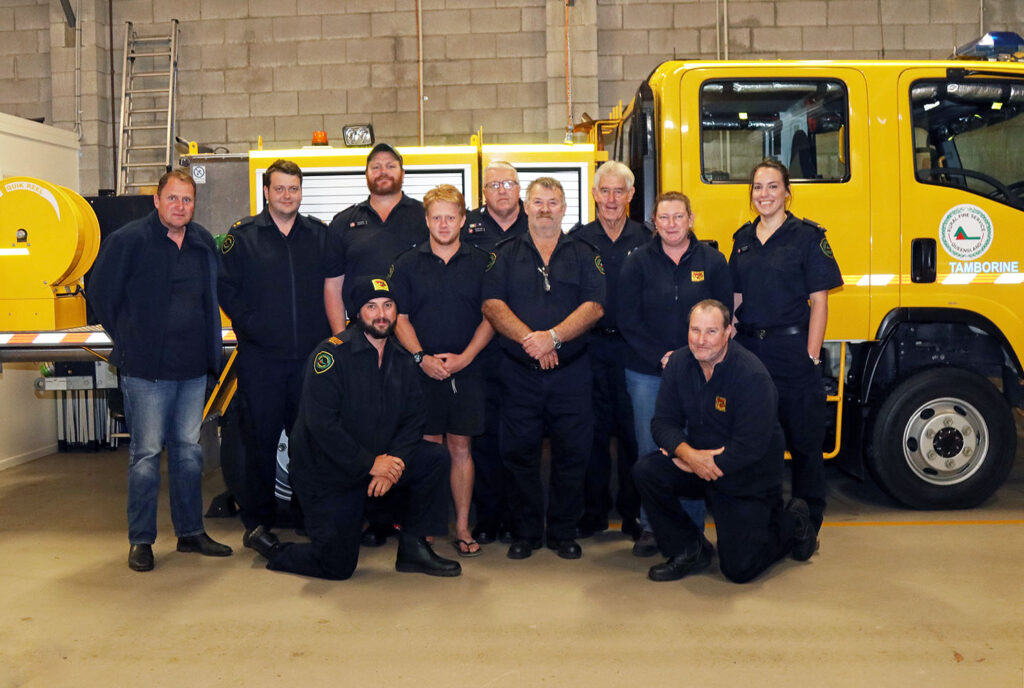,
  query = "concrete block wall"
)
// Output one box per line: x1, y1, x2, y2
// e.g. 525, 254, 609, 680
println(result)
0, 0, 1021, 194
0, 0, 52, 124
